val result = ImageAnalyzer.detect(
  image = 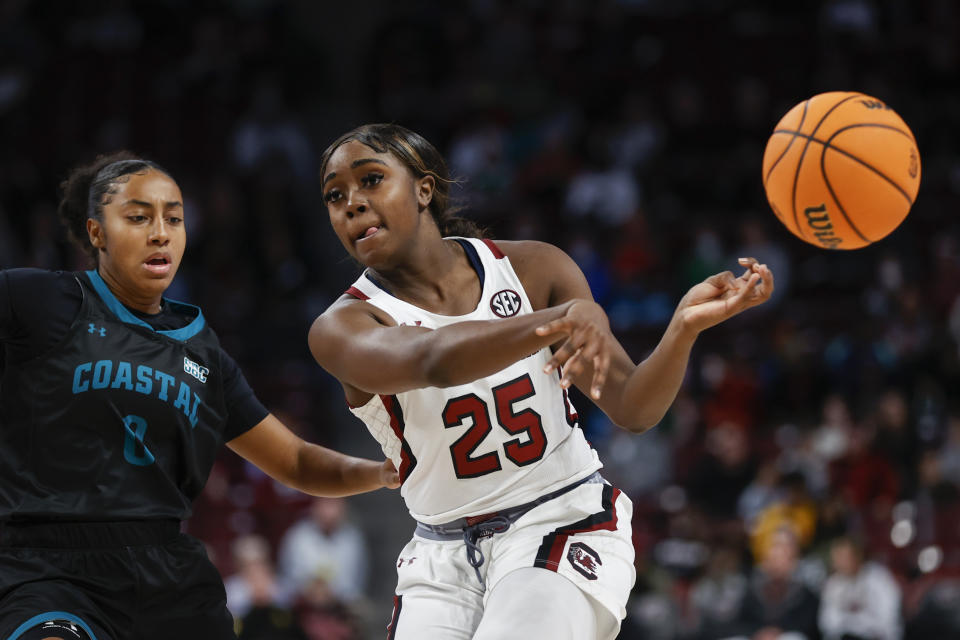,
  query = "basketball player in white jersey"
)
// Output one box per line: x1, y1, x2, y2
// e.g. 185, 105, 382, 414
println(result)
309, 124, 773, 640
